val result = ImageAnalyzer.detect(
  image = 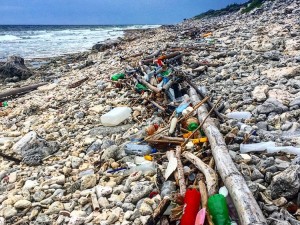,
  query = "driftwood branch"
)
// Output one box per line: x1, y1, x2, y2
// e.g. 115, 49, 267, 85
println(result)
175, 146, 186, 196
143, 50, 161, 60
68, 77, 89, 88
0, 83, 47, 101
146, 197, 171, 225
183, 151, 218, 196
189, 88, 266, 225
199, 180, 214, 225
